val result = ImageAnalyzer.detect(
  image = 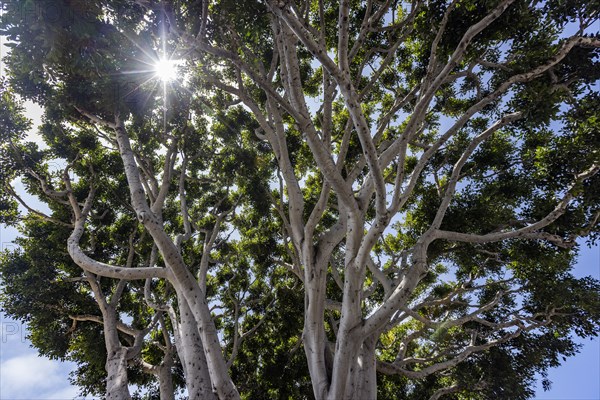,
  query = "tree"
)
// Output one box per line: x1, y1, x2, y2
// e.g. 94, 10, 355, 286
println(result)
1, 0, 599, 399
